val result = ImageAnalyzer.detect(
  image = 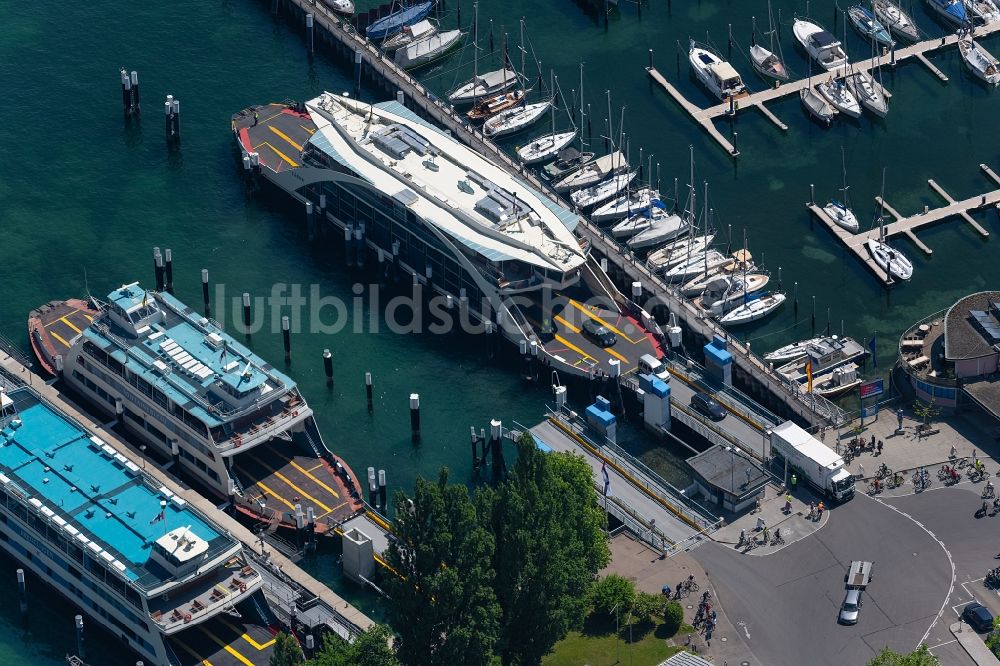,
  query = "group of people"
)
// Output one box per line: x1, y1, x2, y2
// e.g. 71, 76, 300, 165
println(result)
694, 590, 717, 634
